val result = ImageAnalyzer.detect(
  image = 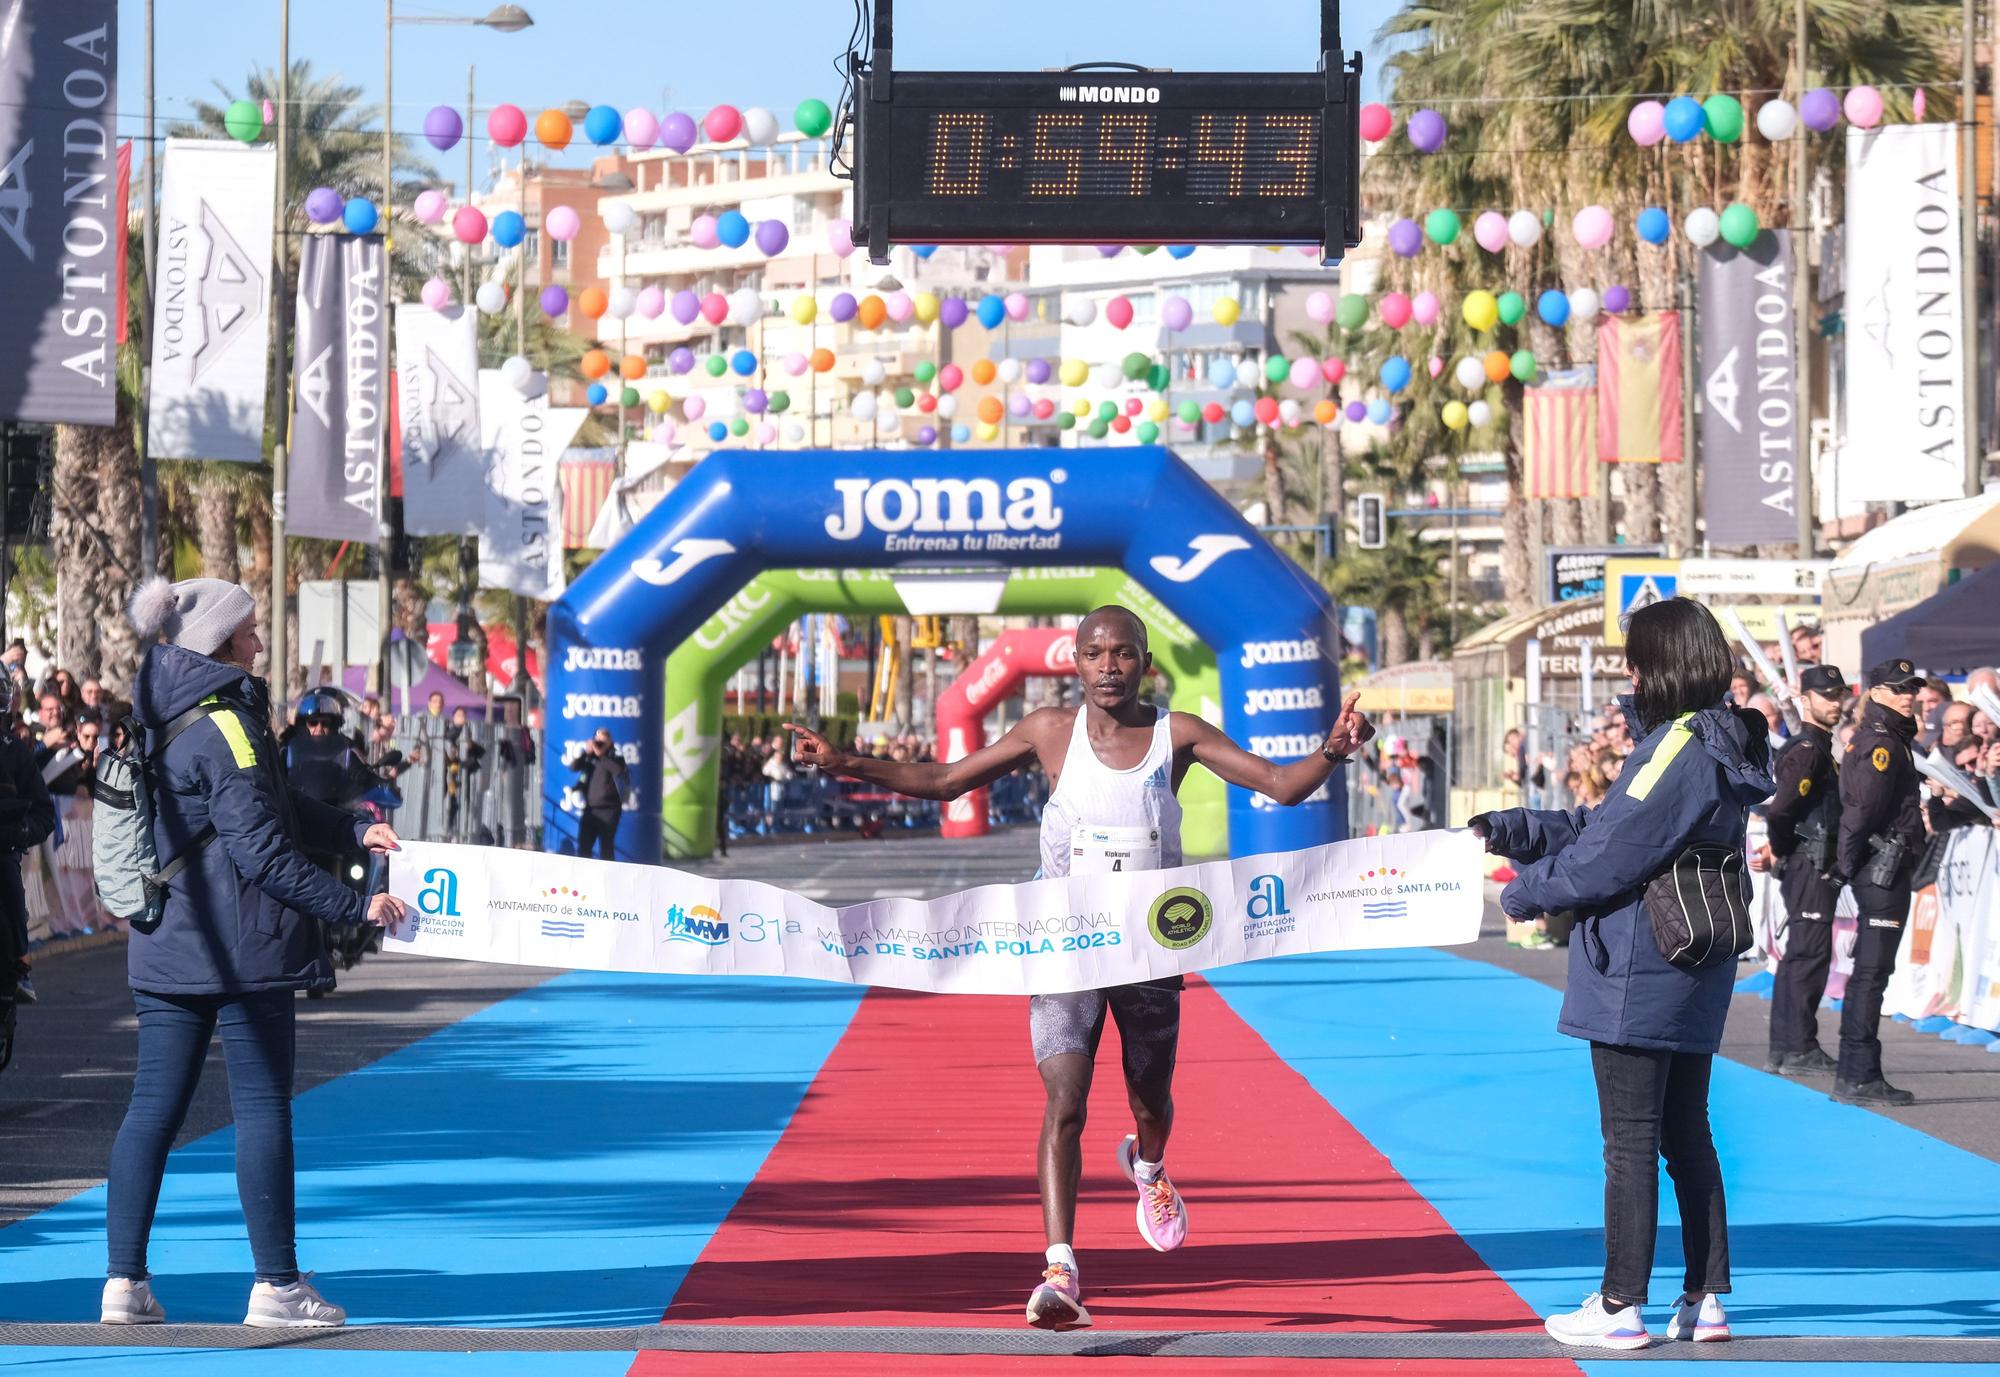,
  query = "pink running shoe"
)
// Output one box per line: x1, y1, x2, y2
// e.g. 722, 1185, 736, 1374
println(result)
1117, 1133, 1189, 1252
1026, 1262, 1091, 1331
